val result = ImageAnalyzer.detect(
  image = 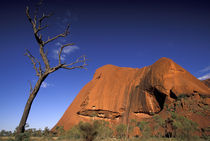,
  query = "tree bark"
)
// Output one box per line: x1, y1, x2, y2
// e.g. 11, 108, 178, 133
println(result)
17, 74, 48, 133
